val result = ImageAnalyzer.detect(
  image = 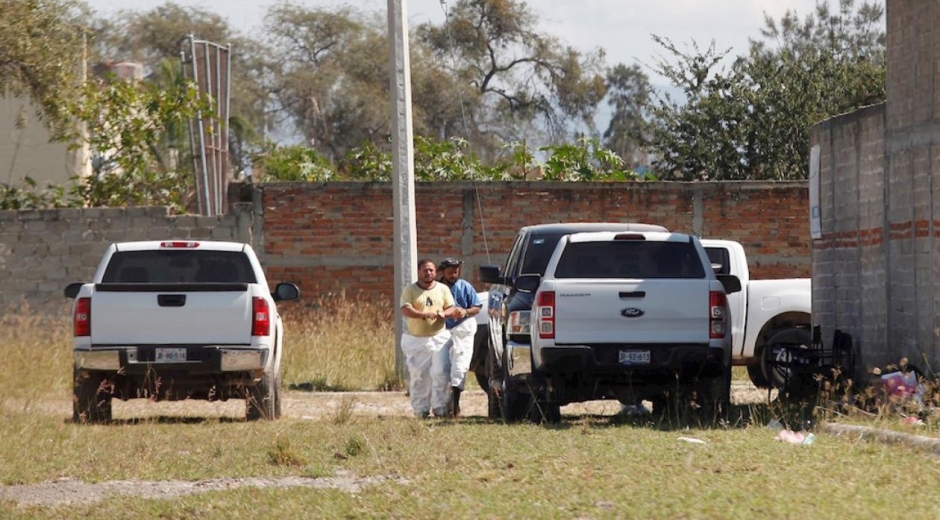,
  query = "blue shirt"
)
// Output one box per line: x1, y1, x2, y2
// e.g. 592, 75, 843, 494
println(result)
445, 279, 481, 330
